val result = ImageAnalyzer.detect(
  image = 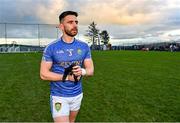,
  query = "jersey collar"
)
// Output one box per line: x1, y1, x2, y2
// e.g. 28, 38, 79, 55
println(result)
61, 37, 76, 44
